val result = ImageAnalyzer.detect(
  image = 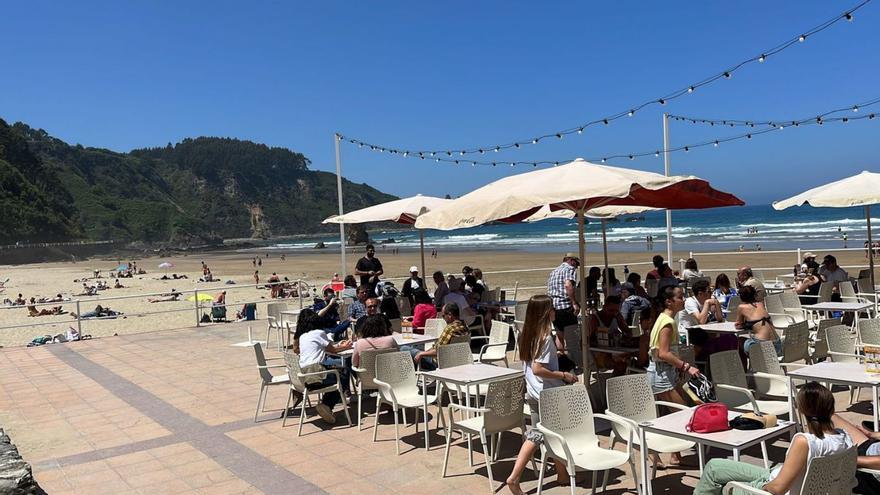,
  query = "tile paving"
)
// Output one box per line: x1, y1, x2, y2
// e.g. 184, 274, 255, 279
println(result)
0, 321, 870, 494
